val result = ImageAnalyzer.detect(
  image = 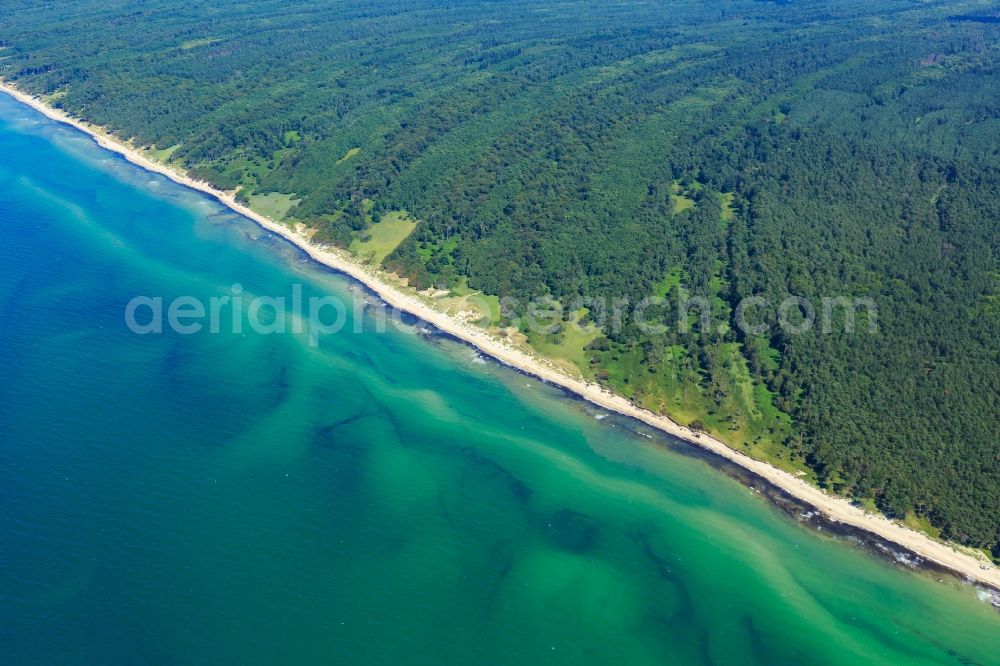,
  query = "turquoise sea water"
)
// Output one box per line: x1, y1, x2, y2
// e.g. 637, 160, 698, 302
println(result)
0, 93, 998, 664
